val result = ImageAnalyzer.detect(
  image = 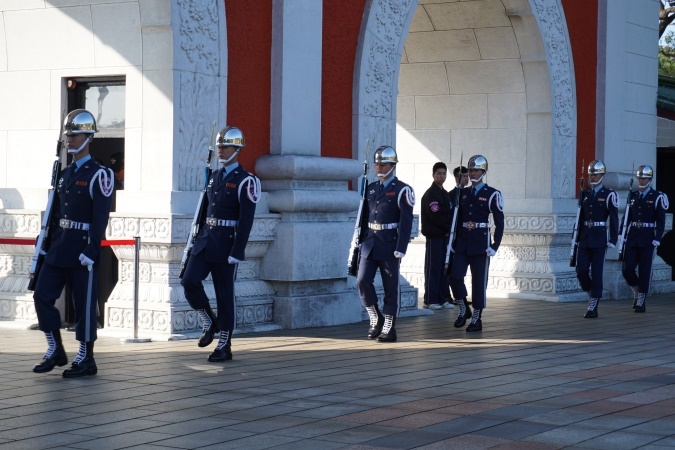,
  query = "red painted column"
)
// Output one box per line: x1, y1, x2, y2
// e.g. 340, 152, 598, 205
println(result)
321, 0, 367, 160
561, 0, 598, 186
224, 1, 272, 172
